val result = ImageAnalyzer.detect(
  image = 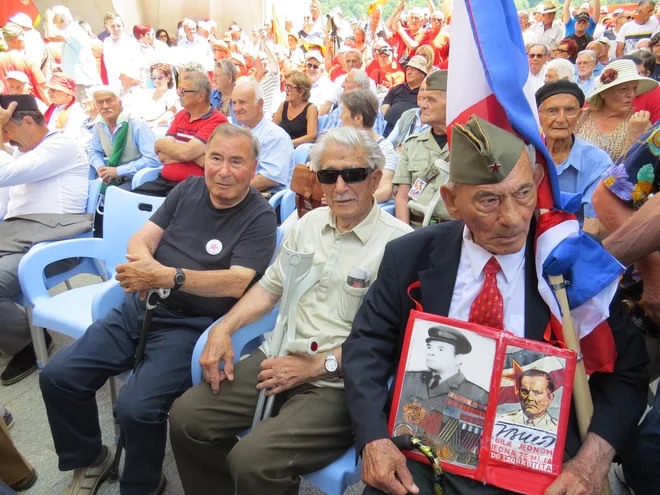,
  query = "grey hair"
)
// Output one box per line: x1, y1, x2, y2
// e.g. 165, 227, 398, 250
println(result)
310, 127, 385, 172
530, 43, 549, 56
9, 110, 45, 126
183, 72, 212, 103
235, 79, 264, 105
52, 5, 73, 25
525, 143, 537, 170
207, 123, 261, 161
180, 61, 205, 73
344, 48, 363, 60
182, 18, 197, 30
545, 58, 575, 81
216, 59, 238, 83
577, 49, 598, 63
340, 89, 378, 128
349, 69, 371, 89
